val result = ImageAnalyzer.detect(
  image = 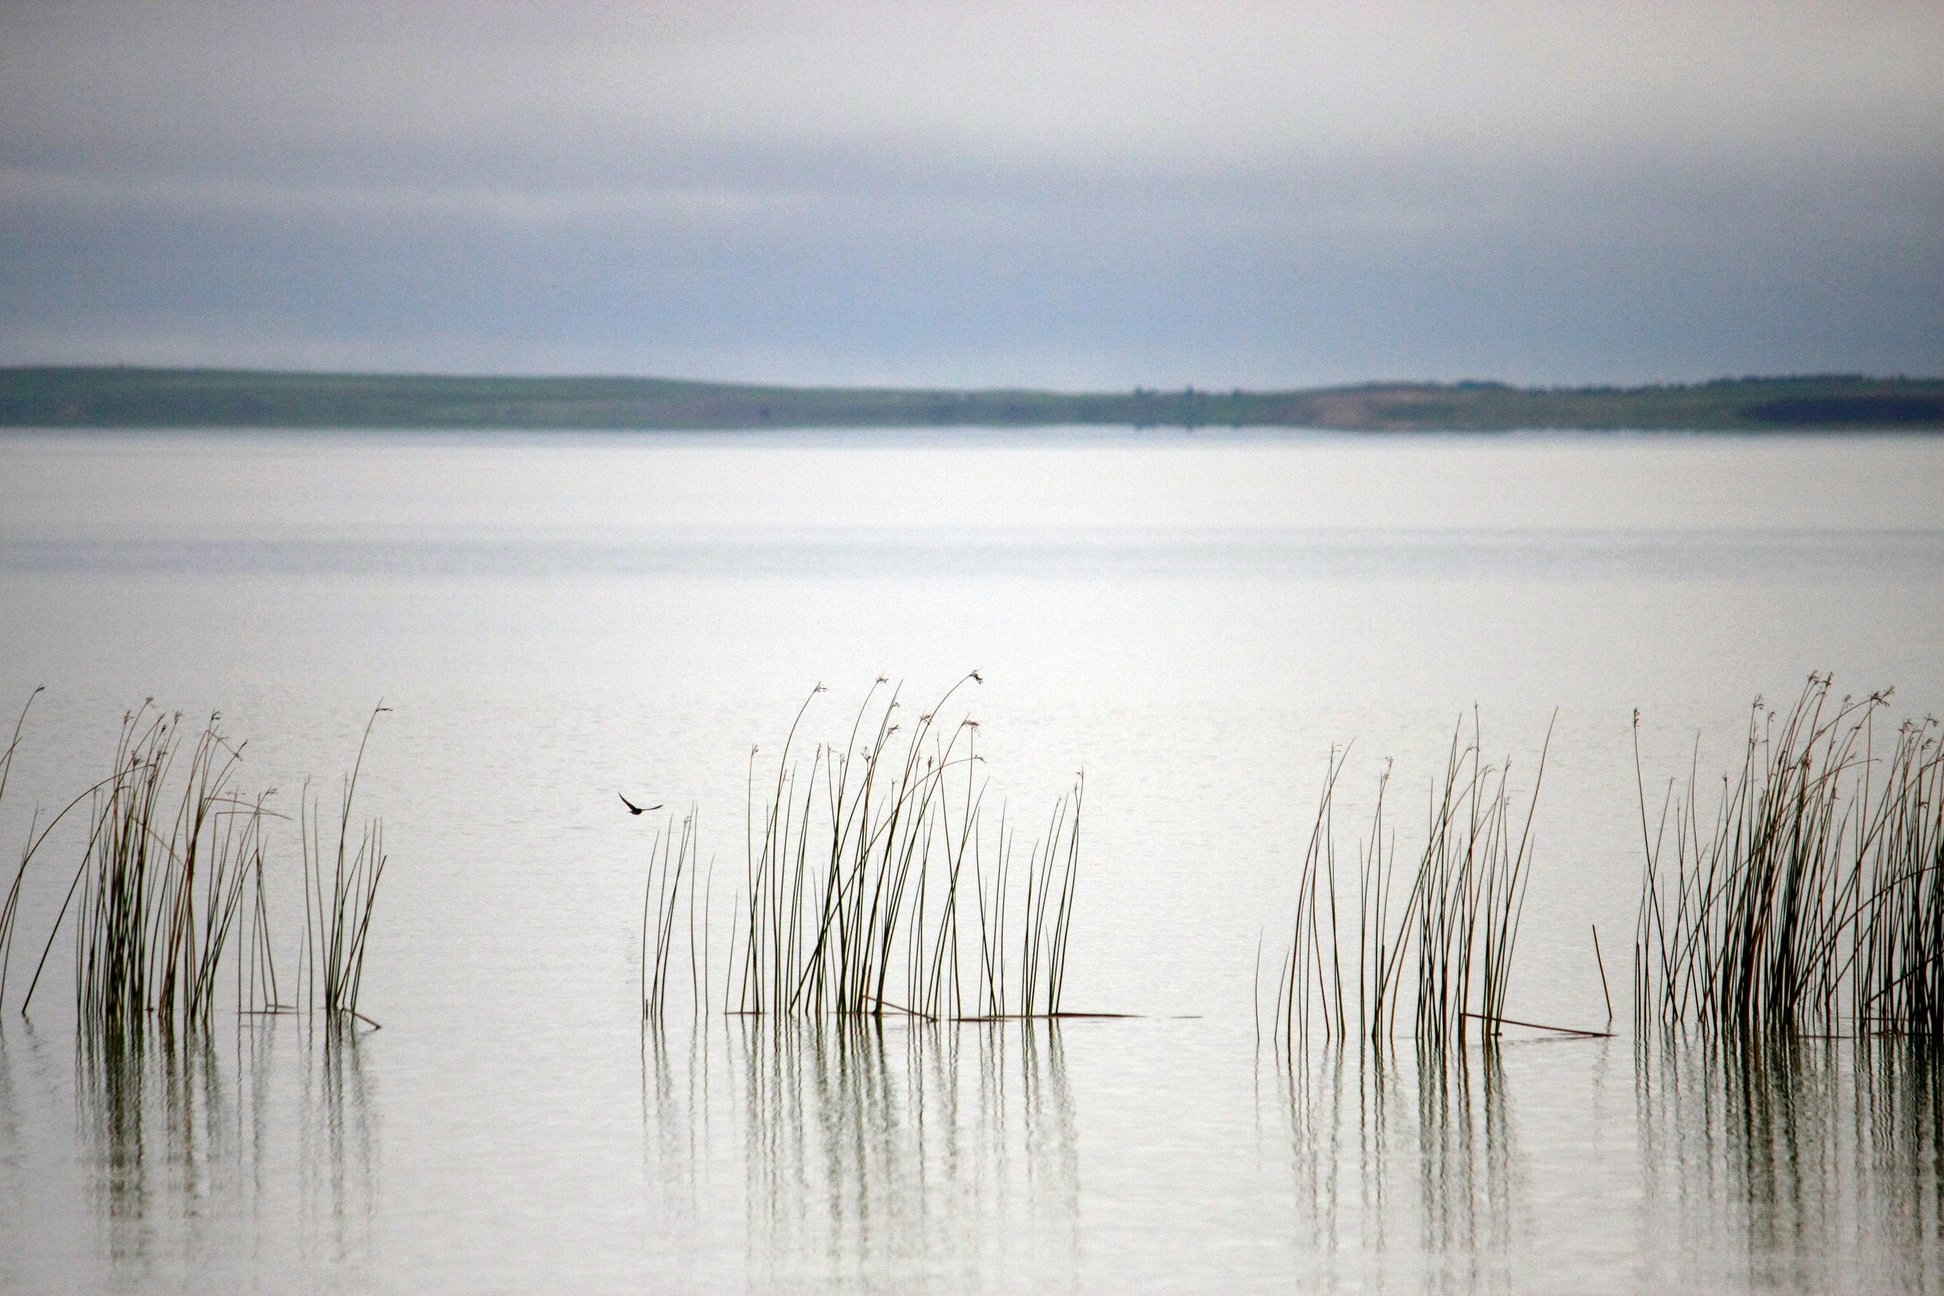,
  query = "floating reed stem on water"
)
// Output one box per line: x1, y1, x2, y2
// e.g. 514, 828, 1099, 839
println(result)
639, 675, 1084, 1025
1267, 712, 1555, 1052
1634, 673, 1944, 1040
